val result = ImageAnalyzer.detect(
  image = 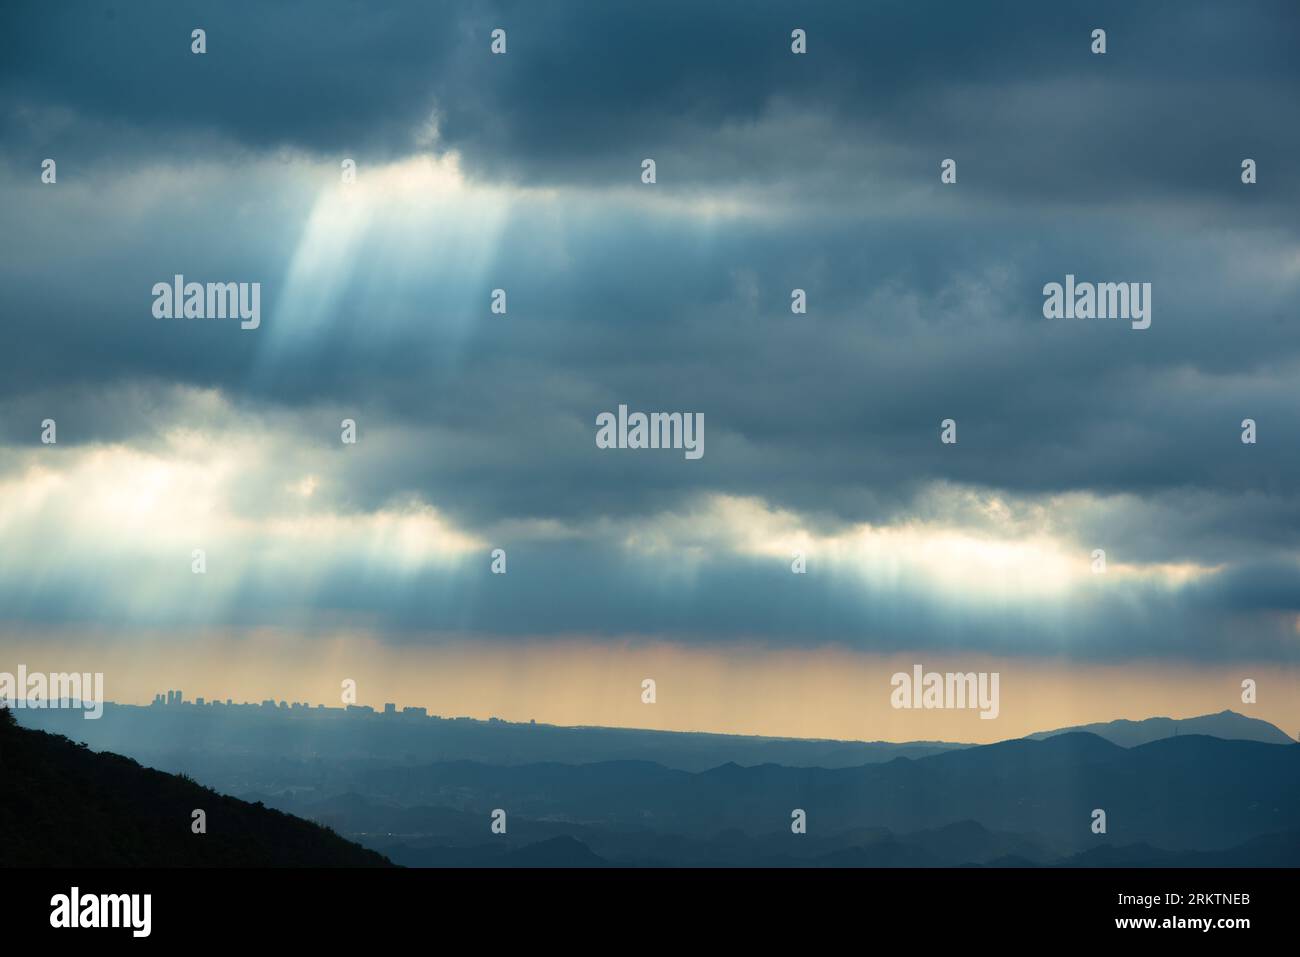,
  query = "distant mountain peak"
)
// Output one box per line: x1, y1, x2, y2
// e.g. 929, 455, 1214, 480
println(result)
1028, 710, 1293, 748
